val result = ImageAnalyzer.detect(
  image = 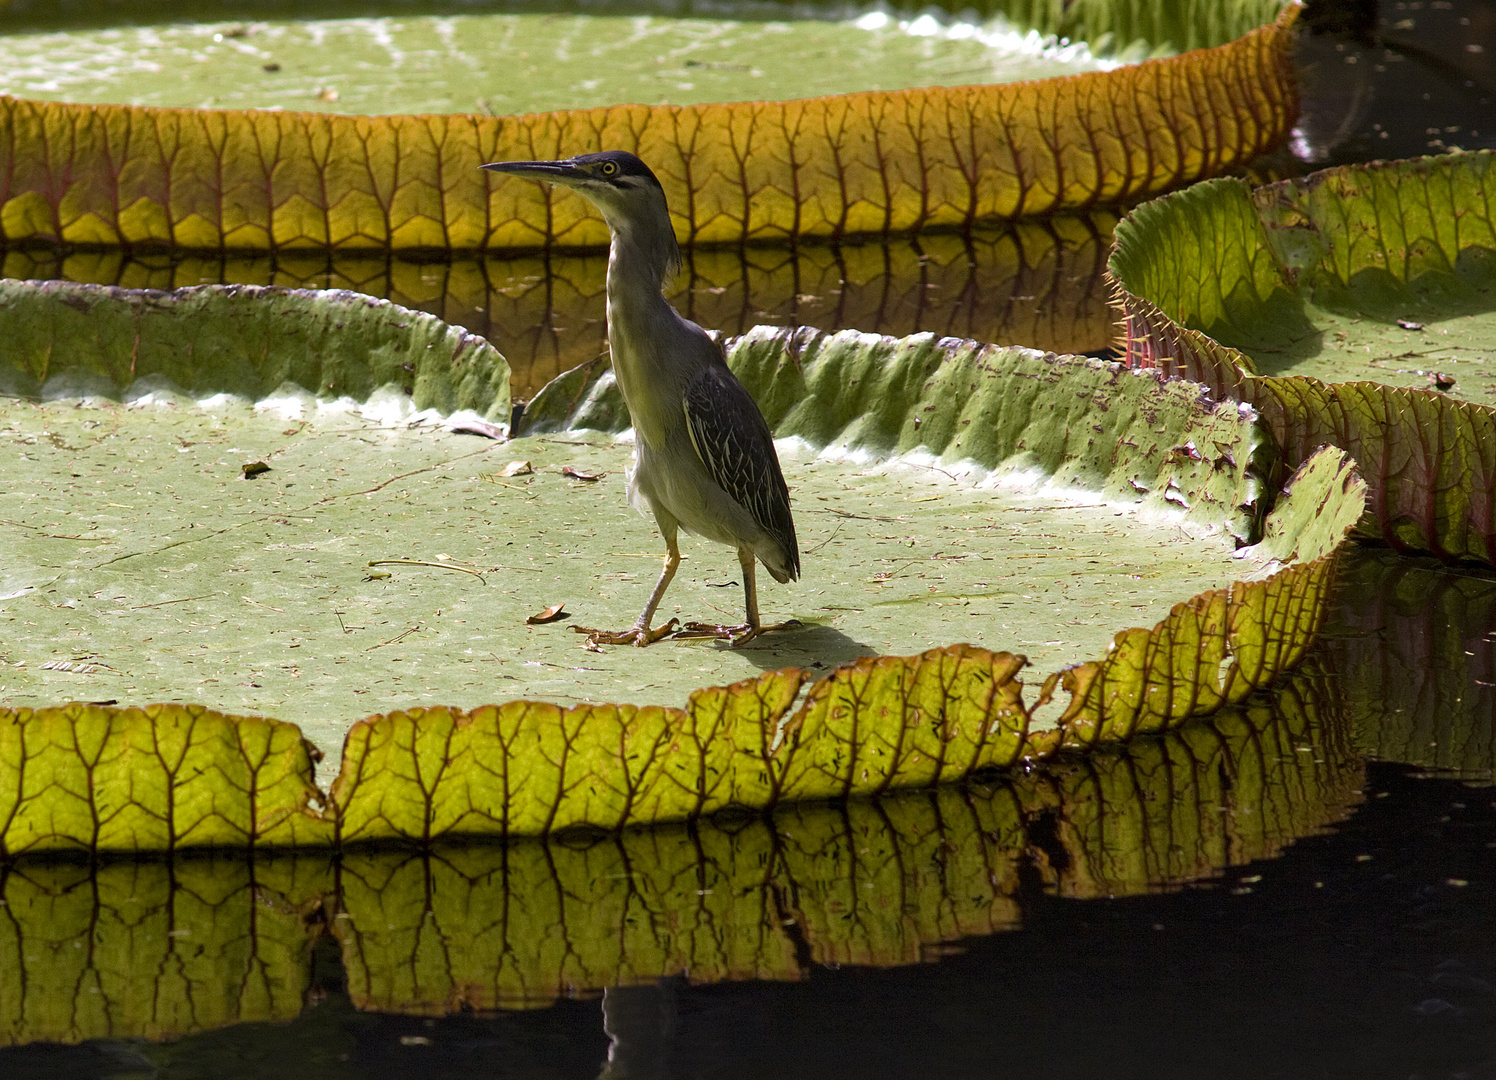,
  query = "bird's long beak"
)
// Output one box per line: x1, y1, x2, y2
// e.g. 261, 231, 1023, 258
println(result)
480, 159, 587, 186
